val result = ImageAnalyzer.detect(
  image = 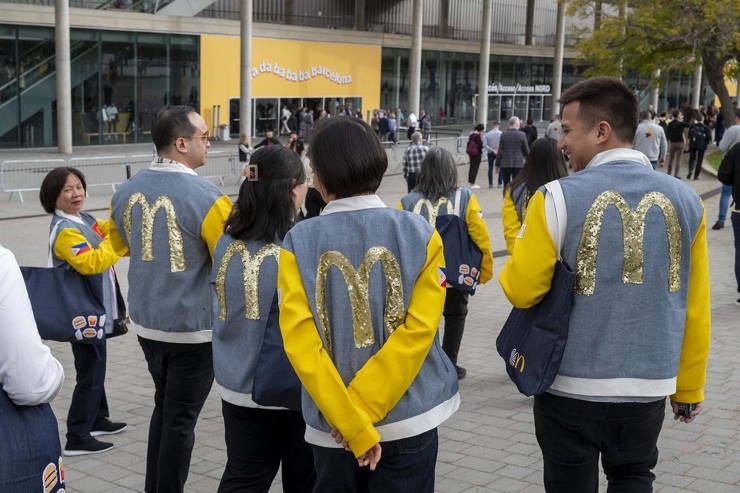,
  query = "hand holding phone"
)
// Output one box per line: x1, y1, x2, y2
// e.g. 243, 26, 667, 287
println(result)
670, 400, 703, 424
